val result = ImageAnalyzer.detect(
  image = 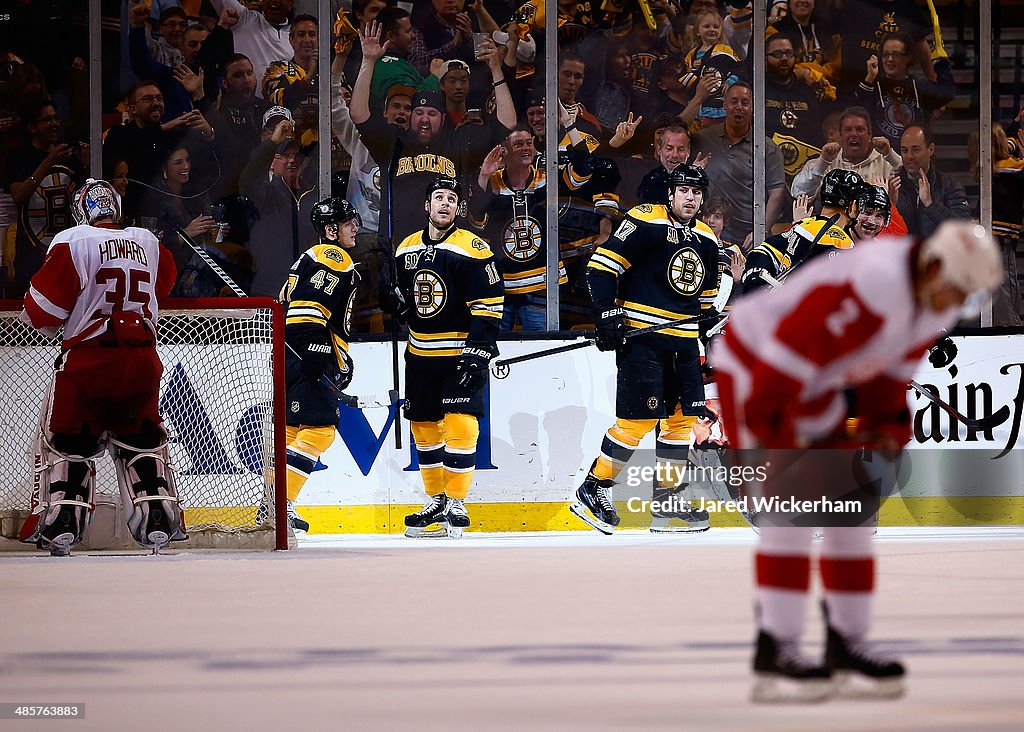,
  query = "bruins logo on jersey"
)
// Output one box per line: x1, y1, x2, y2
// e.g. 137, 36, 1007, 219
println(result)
667, 248, 705, 296
503, 217, 542, 262
413, 269, 446, 317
